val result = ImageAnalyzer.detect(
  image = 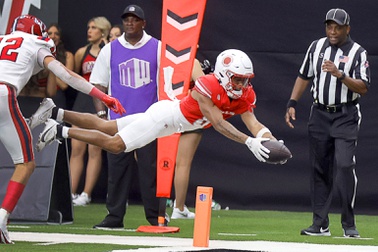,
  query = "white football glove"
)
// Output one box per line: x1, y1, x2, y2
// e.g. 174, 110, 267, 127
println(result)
245, 137, 270, 162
